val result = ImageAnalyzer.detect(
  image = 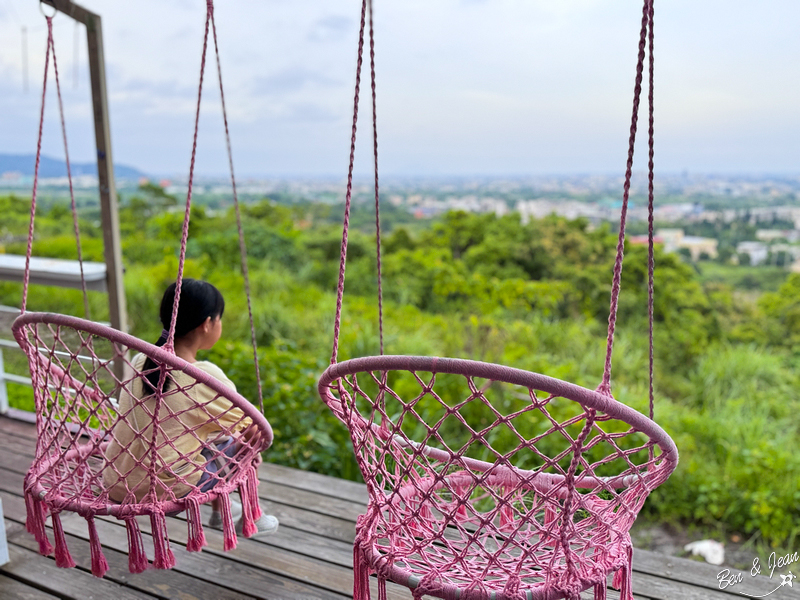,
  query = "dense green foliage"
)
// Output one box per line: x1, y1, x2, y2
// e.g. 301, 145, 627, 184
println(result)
1, 189, 798, 546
